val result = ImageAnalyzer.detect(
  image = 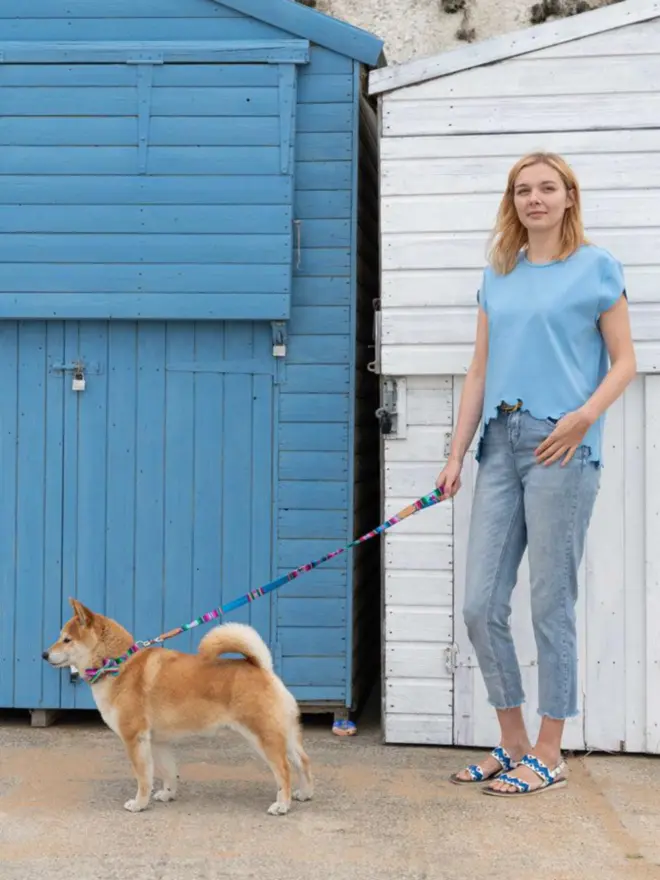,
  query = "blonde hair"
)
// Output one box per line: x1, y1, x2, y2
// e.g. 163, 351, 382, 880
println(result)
487, 152, 587, 275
